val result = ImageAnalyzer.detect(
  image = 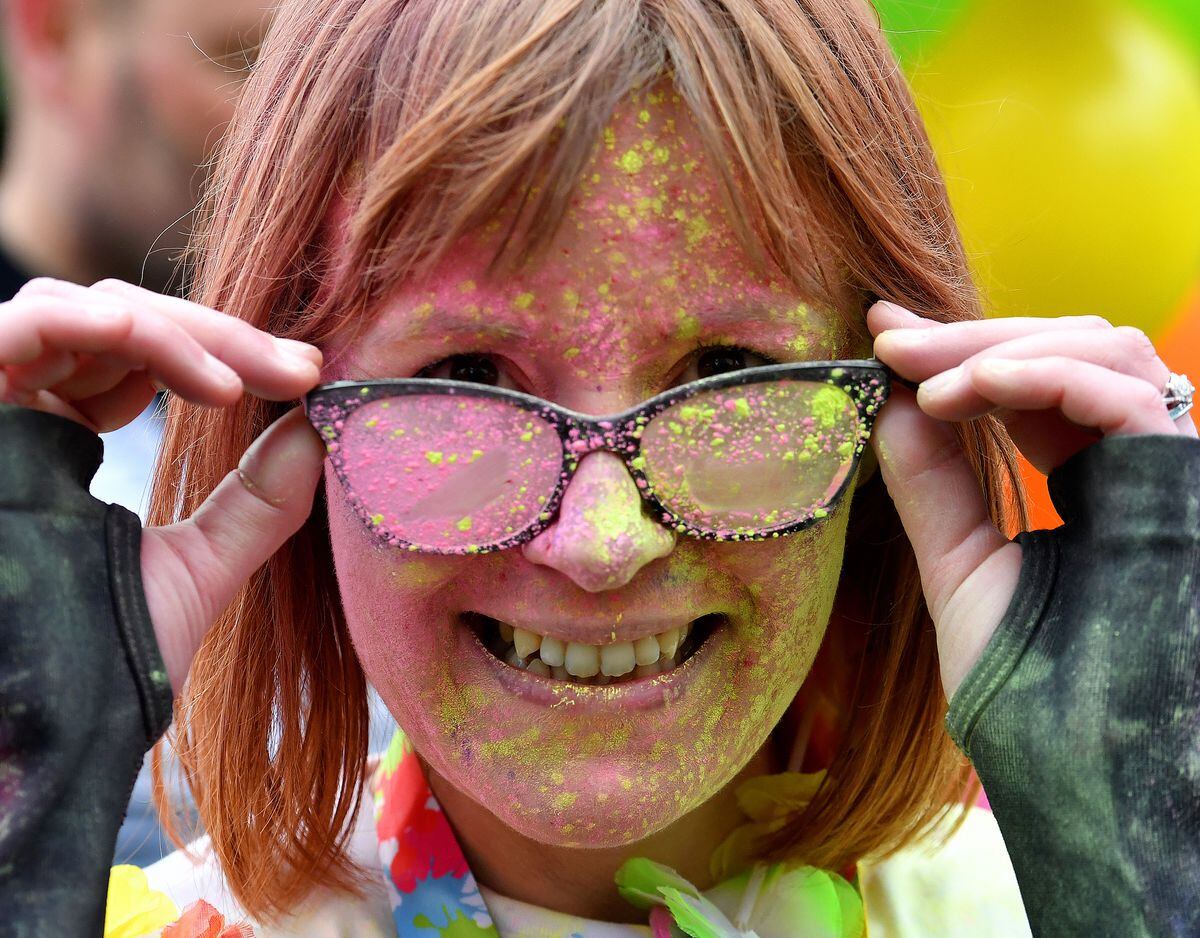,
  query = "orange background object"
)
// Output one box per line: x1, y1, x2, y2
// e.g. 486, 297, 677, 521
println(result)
1019, 283, 1200, 531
